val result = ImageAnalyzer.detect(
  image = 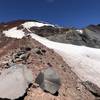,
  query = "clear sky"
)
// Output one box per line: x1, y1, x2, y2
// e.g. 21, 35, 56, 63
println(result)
0, 0, 100, 28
